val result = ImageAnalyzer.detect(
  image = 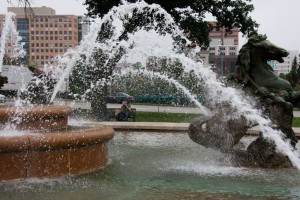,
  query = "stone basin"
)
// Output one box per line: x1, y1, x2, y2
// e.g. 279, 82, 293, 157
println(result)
0, 105, 114, 181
